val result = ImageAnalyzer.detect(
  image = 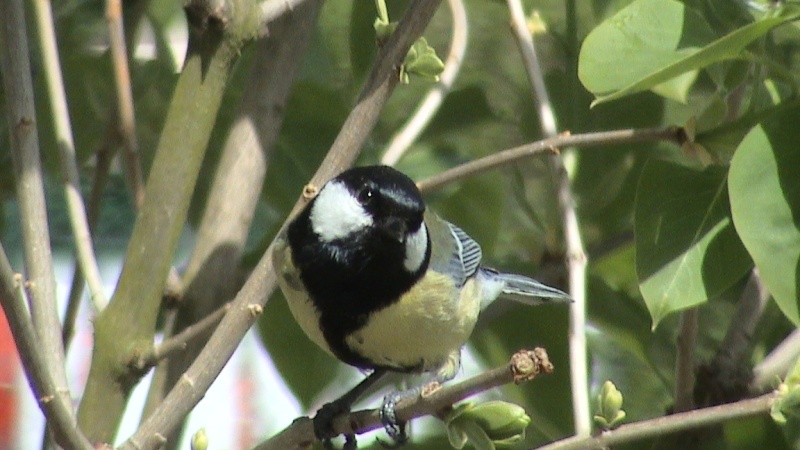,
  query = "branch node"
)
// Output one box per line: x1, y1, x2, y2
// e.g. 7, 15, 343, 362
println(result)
15, 115, 35, 130
247, 304, 264, 316
302, 183, 319, 200
180, 373, 196, 388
